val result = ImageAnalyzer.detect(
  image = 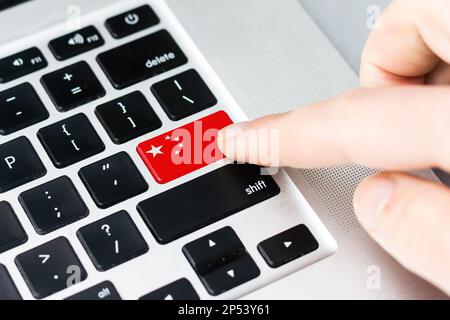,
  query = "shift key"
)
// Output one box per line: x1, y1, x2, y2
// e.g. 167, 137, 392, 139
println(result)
137, 164, 280, 244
